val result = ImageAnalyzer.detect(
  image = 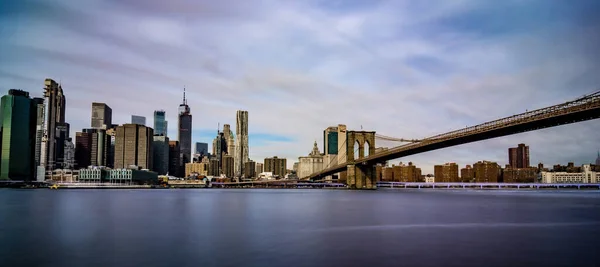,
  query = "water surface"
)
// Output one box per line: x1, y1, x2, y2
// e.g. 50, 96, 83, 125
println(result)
1, 189, 599, 267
